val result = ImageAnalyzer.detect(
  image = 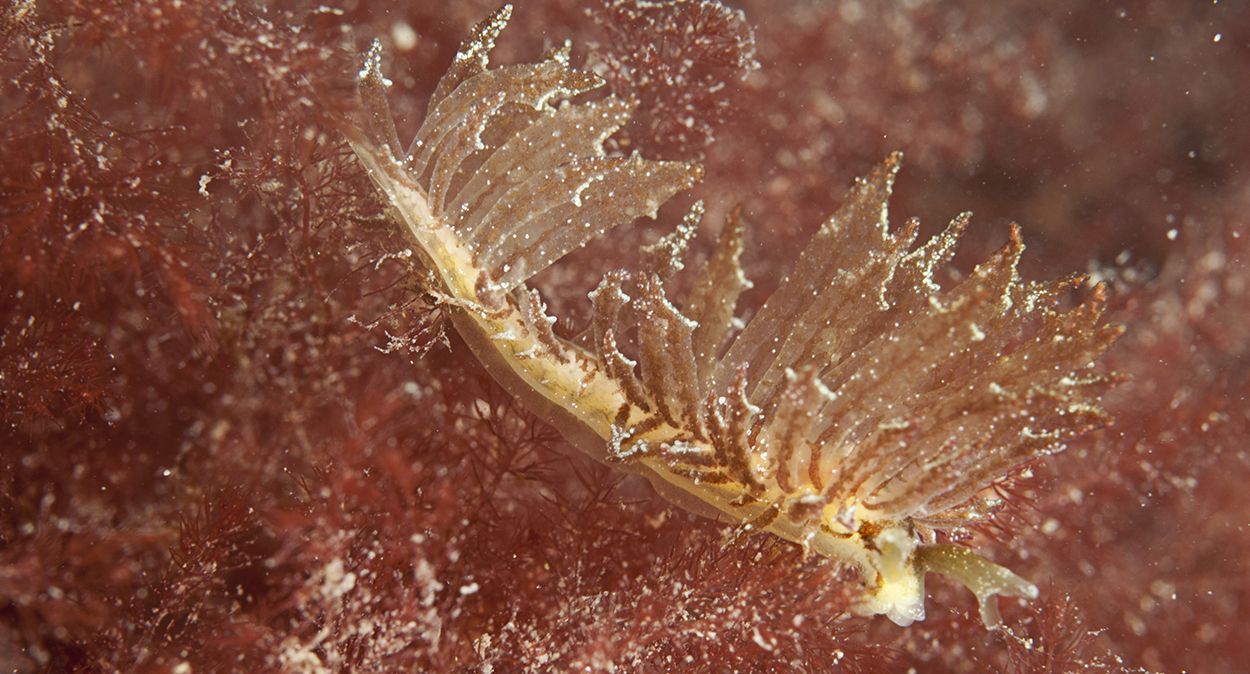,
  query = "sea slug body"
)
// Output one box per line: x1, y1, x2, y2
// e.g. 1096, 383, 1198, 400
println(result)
344, 5, 1120, 628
